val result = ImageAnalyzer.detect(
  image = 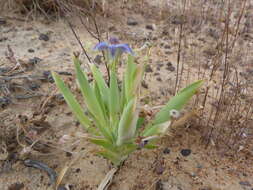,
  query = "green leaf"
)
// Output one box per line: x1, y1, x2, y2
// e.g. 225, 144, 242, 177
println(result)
109, 71, 120, 121
152, 80, 203, 125
117, 98, 138, 146
73, 57, 112, 141
142, 121, 171, 137
52, 72, 91, 129
97, 151, 123, 166
136, 117, 145, 130
93, 82, 107, 117
91, 64, 110, 108
89, 138, 117, 153
144, 144, 158, 149
124, 56, 137, 102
